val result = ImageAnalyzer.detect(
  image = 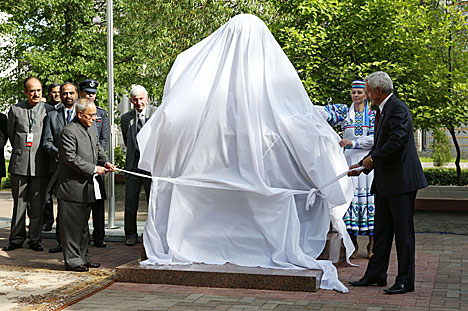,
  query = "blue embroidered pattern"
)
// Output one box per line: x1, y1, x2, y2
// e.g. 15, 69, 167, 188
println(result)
354, 111, 364, 136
